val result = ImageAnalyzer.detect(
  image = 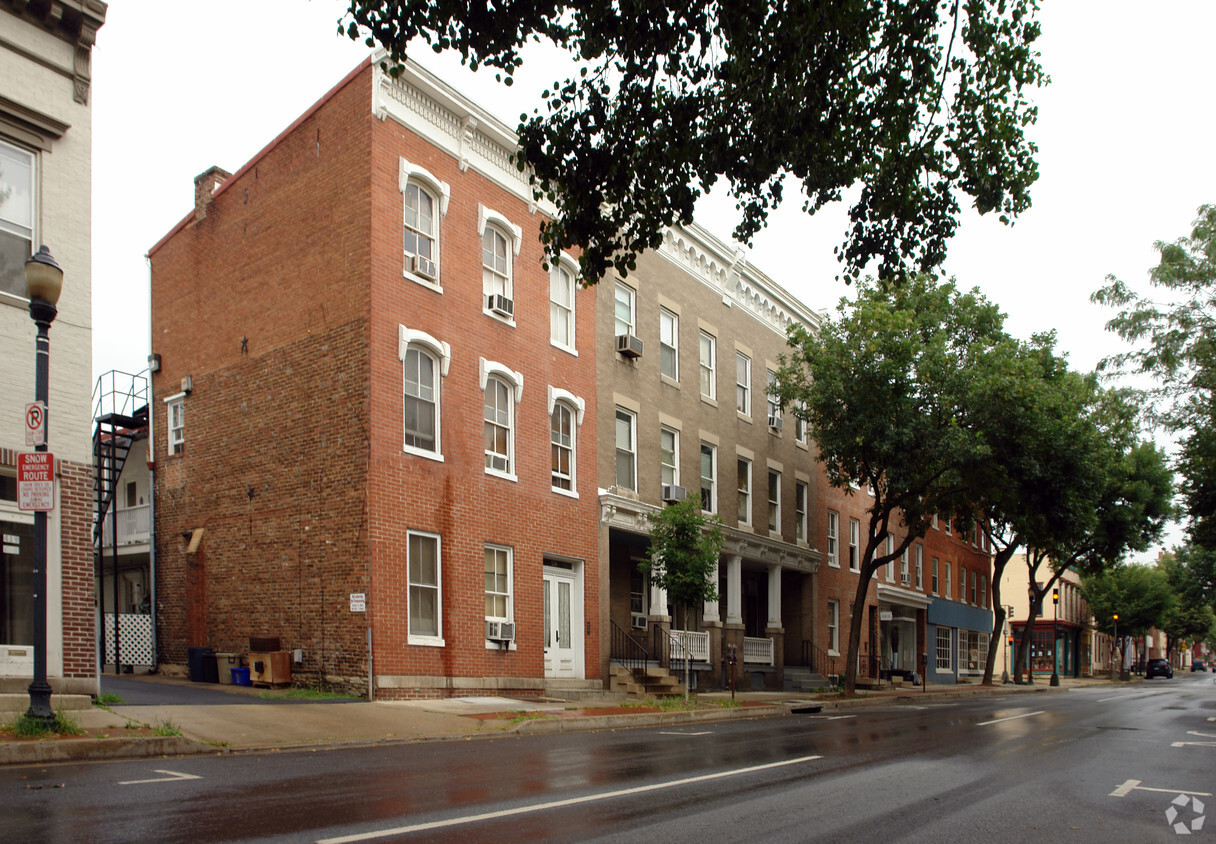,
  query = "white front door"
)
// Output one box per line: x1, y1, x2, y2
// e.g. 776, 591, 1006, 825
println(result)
543, 565, 582, 679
